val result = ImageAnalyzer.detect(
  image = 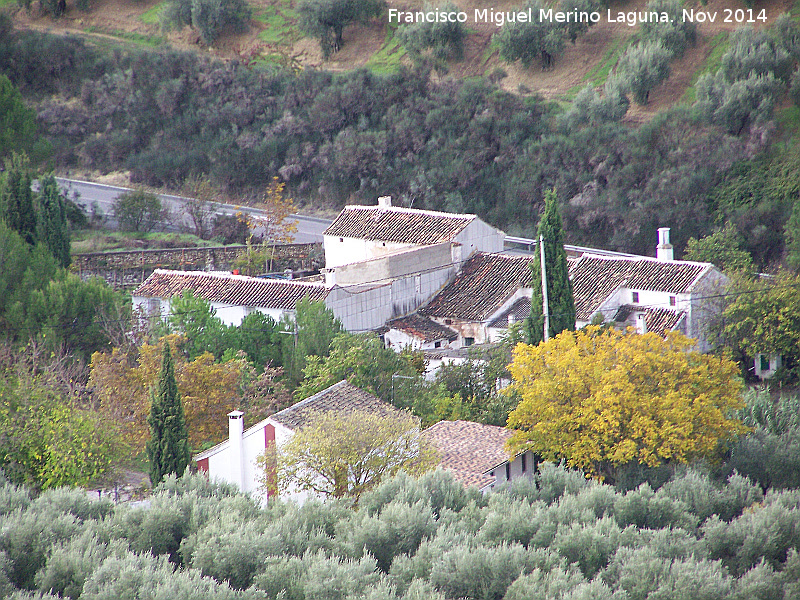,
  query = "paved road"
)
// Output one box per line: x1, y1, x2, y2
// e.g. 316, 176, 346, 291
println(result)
55, 178, 332, 244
